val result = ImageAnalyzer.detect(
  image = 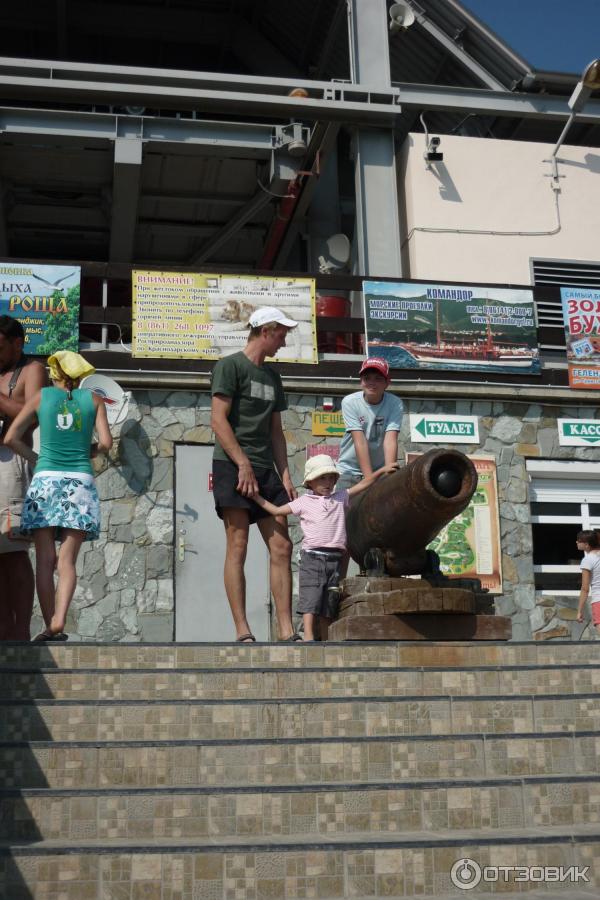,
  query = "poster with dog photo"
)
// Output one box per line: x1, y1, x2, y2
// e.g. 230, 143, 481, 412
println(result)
131, 271, 317, 363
